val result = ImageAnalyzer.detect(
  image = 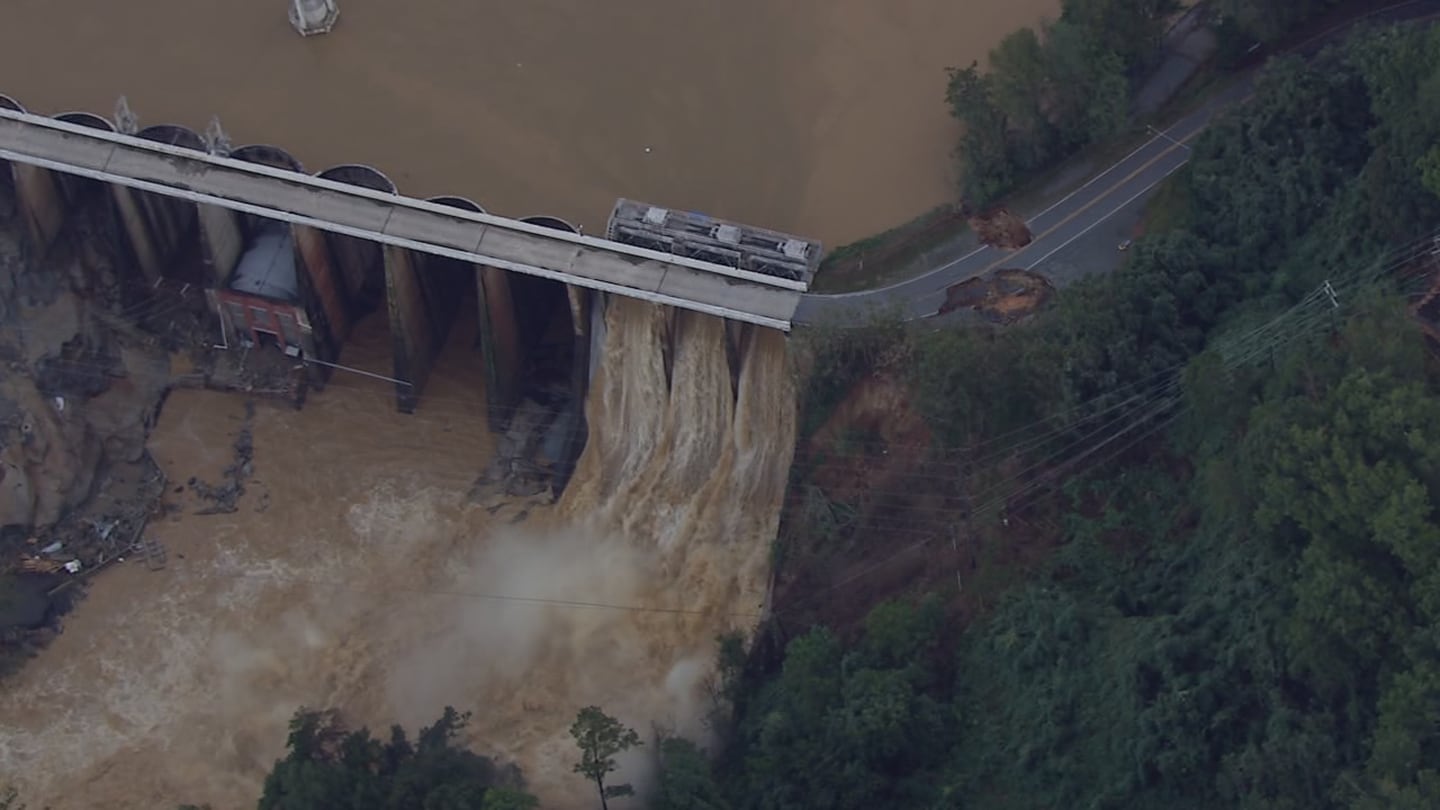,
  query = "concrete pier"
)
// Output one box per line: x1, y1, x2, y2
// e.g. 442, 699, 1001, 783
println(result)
385, 244, 429, 412
52, 114, 114, 208
554, 283, 592, 492
127, 126, 206, 281
0, 97, 812, 435
478, 263, 523, 430
0, 96, 63, 256
291, 222, 349, 372
388, 195, 489, 413
314, 165, 395, 319
0, 106, 807, 329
